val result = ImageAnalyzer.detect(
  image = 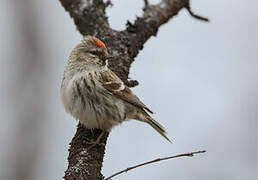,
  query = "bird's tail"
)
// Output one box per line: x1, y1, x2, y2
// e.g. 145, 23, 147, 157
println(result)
145, 116, 171, 143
